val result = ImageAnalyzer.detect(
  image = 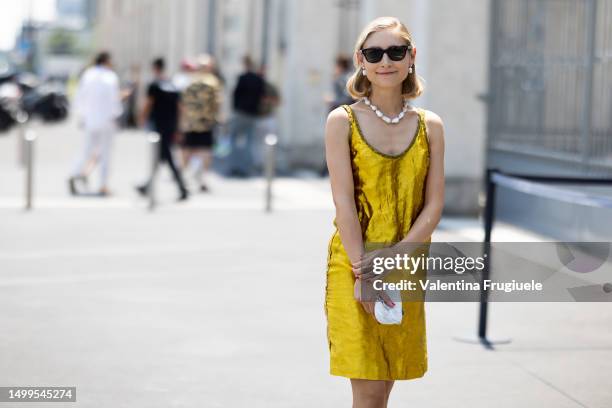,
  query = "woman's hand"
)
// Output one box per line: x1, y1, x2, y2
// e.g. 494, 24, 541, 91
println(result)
352, 245, 396, 281
354, 275, 395, 315
354, 279, 376, 314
